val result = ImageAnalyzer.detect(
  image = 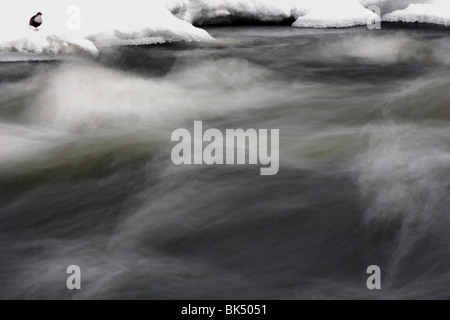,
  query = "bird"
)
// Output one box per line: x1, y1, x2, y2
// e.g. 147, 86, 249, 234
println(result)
29, 12, 43, 30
